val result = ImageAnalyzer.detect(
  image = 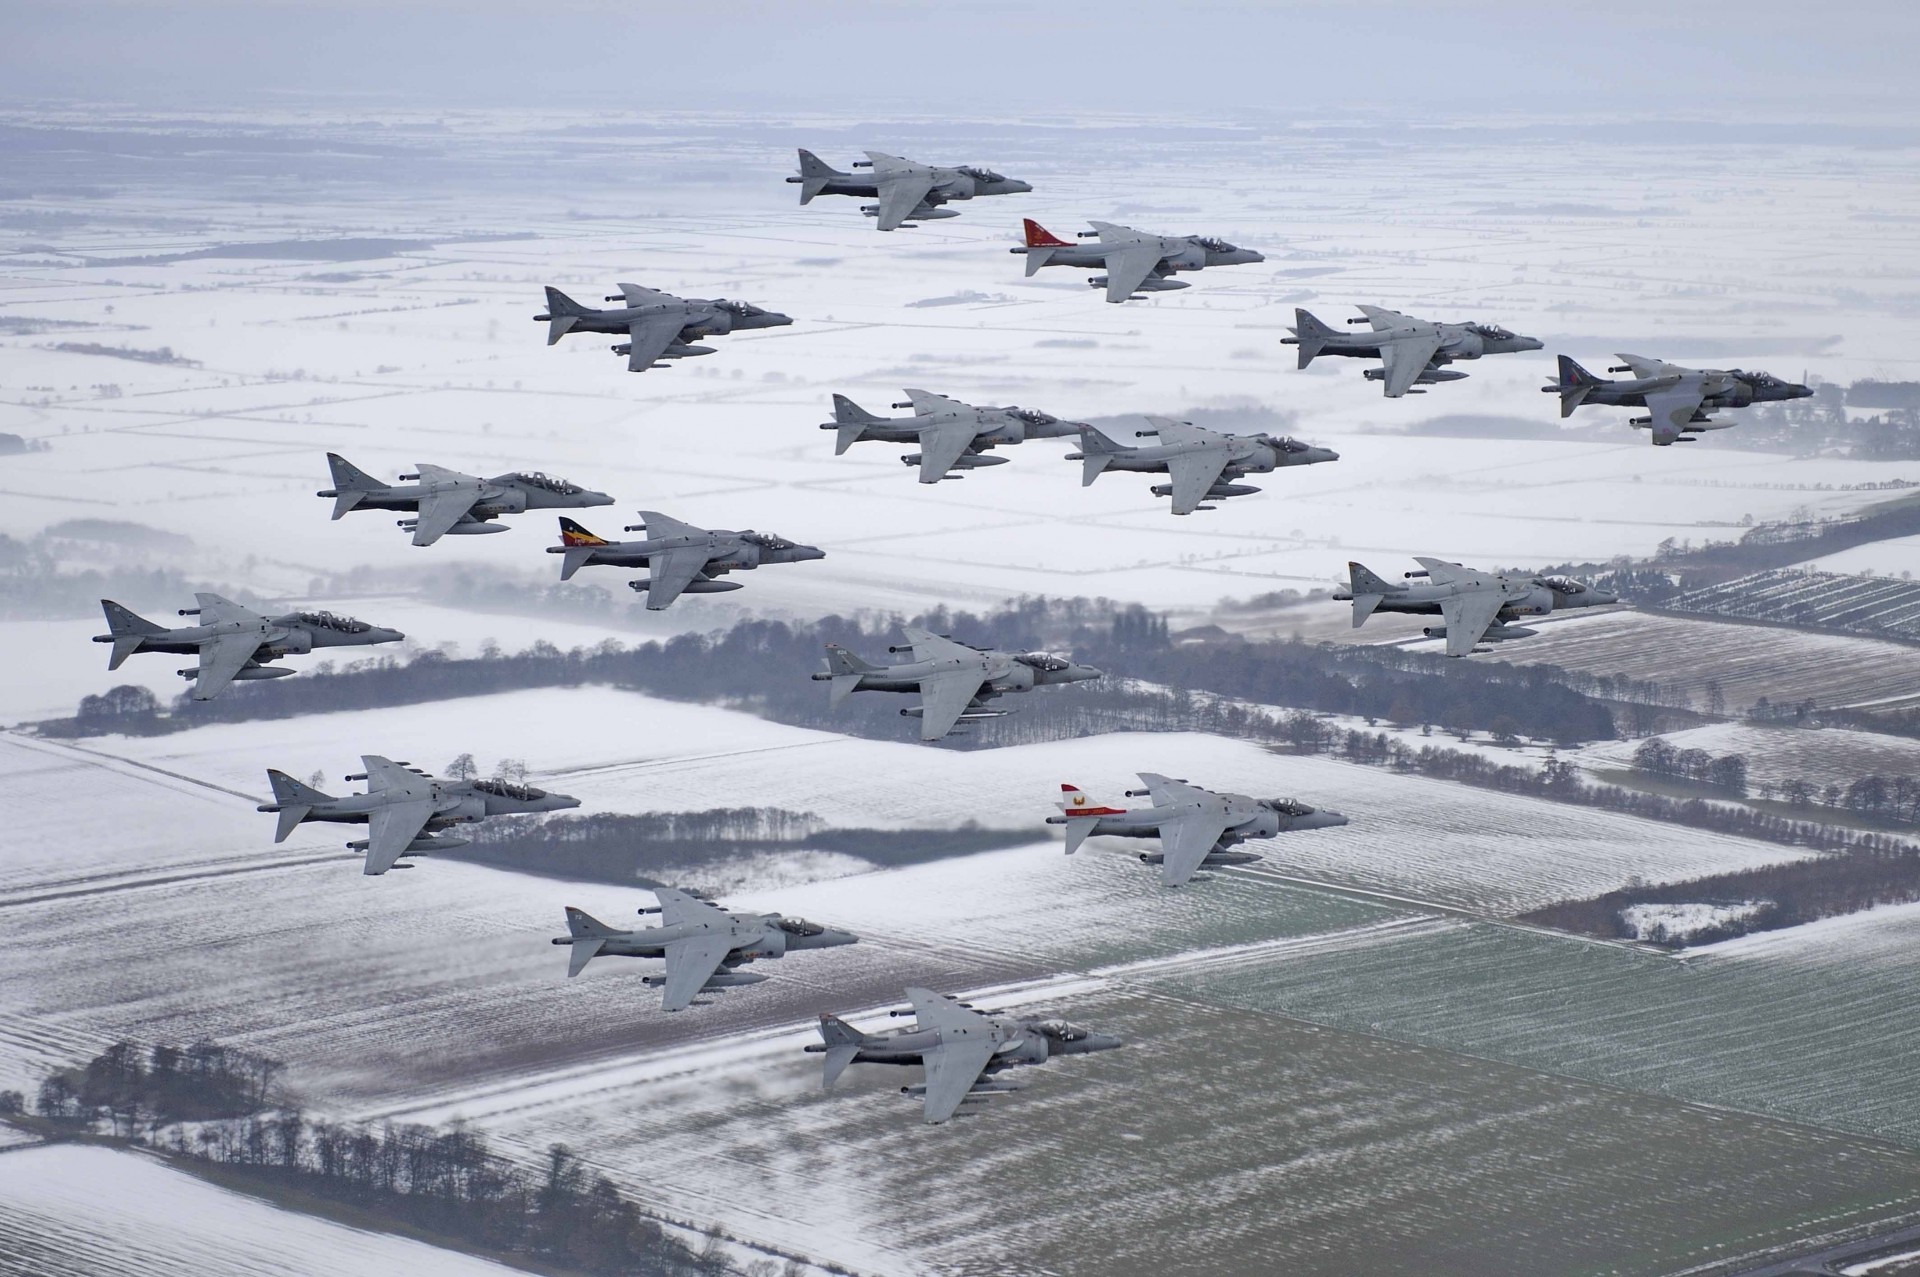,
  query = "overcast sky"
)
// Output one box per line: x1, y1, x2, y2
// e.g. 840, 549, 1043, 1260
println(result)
1, 0, 1913, 122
